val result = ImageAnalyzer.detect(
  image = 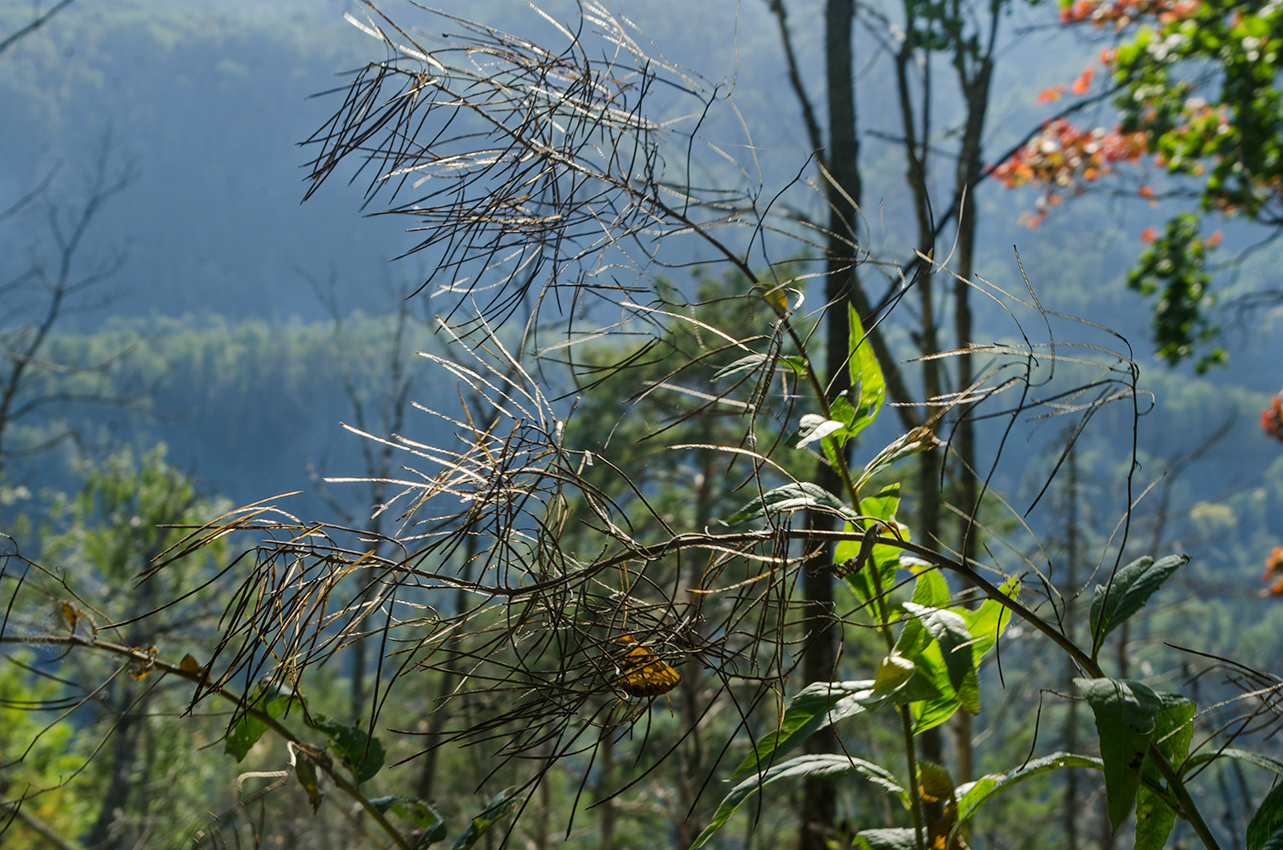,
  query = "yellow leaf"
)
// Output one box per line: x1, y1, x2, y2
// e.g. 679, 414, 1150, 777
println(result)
60, 601, 83, 631
129, 646, 158, 680
617, 636, 681, 698
180, 654, 204, 675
